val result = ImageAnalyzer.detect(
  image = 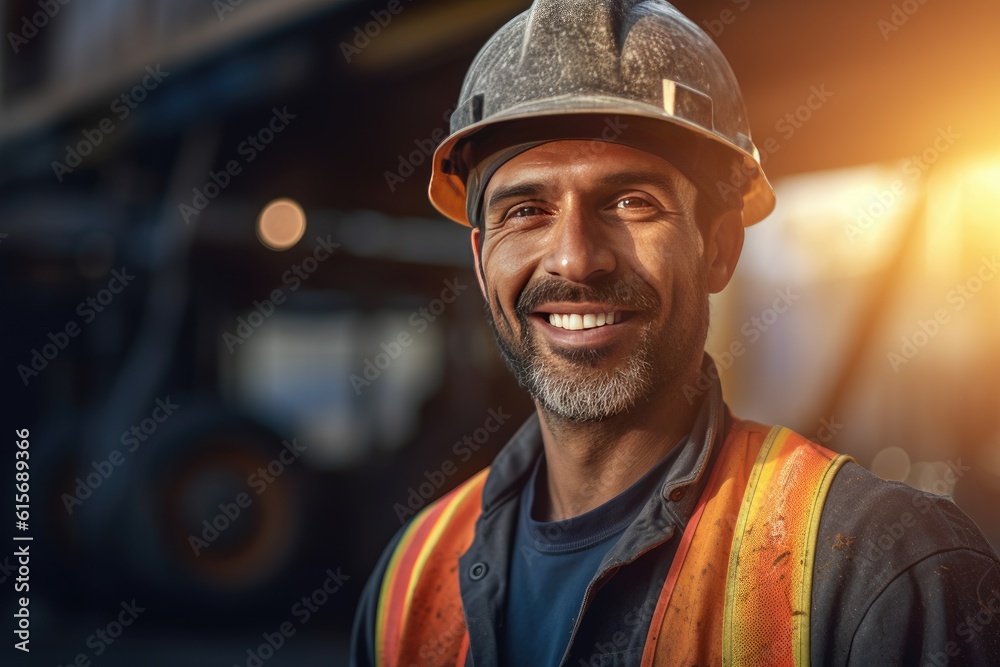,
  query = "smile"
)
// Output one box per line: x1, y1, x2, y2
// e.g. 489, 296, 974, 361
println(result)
546, 312, 619, 330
